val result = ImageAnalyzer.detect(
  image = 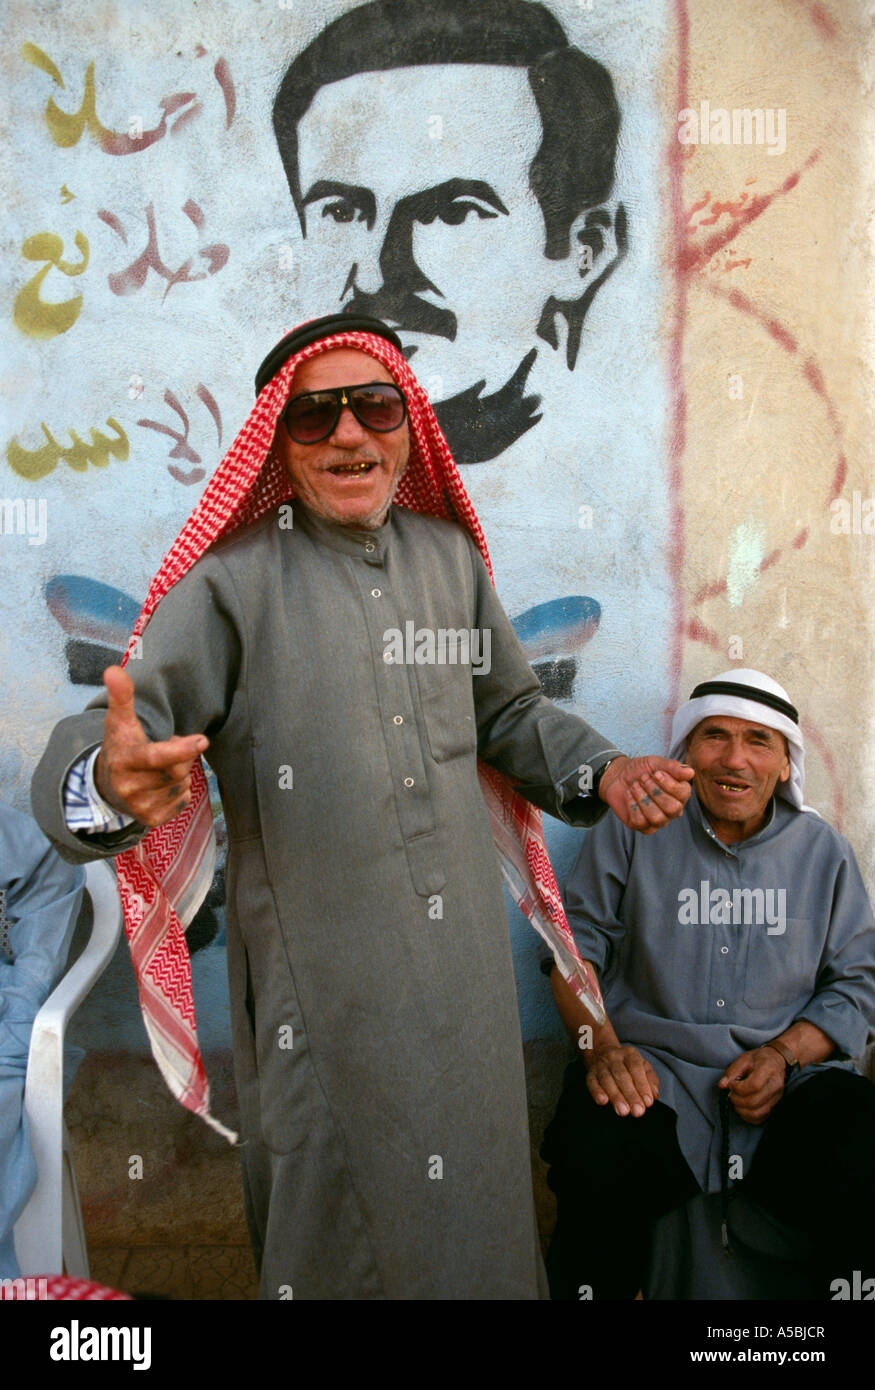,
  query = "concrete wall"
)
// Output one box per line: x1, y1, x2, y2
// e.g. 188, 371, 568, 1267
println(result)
1, 0, 871, 1273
